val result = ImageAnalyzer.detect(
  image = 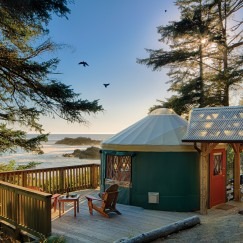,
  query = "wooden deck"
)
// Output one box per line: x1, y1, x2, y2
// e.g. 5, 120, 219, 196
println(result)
51, 189, 196, 243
